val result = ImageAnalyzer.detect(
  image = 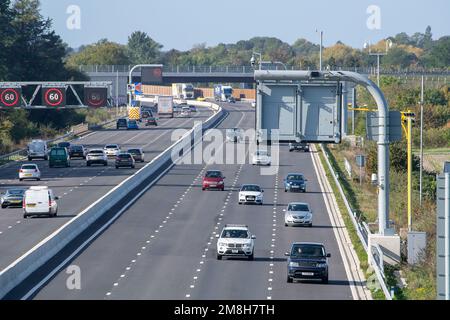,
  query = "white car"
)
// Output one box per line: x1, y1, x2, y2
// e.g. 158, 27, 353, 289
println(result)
238, 184, 264, 205
252, 150, 271, 166
104, 144, 121, 157
180, 106, 191, 117
23, 186, 58, 218
86, 149, 108, 166
216, 224, 256, 260
284, 202, 313, 227
19, 164, 41, 181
